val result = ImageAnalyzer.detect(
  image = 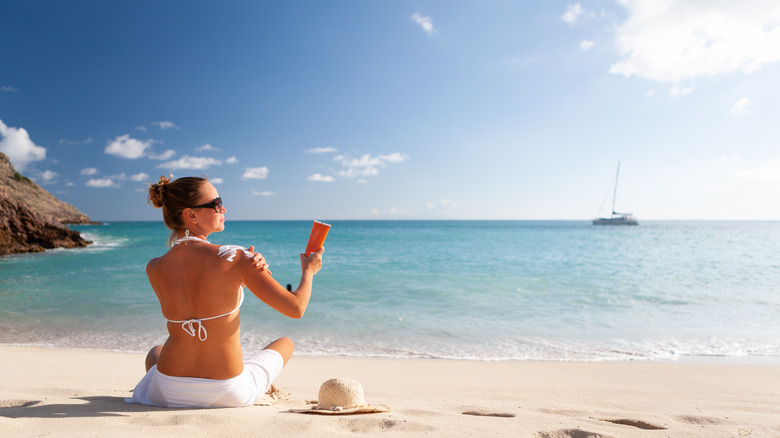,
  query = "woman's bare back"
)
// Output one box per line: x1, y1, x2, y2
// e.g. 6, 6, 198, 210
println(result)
147, 240, 248, 379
